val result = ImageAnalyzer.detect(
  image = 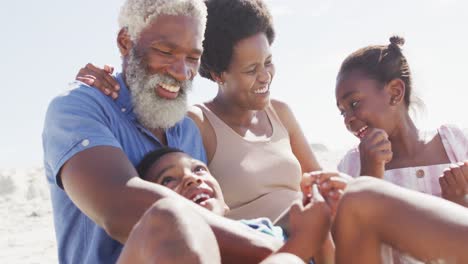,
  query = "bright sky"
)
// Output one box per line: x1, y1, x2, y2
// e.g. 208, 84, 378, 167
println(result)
1, 0, 467, 168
